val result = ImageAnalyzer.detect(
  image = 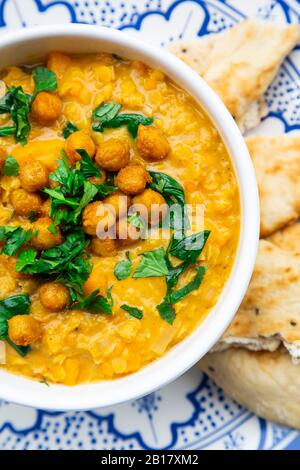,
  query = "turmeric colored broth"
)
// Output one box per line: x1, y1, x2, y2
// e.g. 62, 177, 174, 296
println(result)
0, 53, 240, 385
